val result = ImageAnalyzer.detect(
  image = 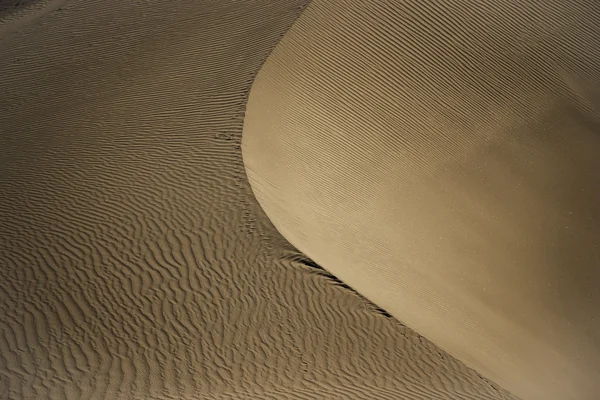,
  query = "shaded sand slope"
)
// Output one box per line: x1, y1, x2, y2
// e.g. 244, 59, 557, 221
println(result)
243, 1, 600, 399
0, 1, 518, 399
